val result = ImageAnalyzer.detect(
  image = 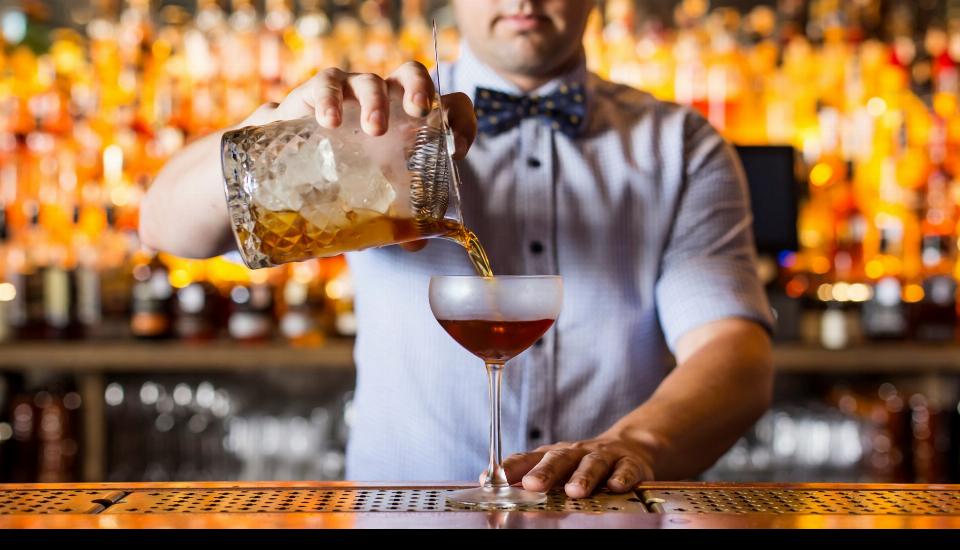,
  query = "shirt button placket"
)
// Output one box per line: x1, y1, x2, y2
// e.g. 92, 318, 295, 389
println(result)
522, 118, 556, 446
